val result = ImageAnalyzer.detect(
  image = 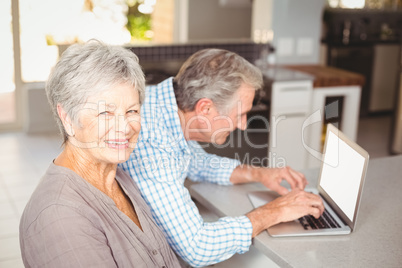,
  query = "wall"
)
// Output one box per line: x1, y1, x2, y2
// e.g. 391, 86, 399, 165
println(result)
252, 0, 273, 39
24, 83, 58, 134
152, 0, 175, 43
271, 0, 326, 65
187, 0, 252, 41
